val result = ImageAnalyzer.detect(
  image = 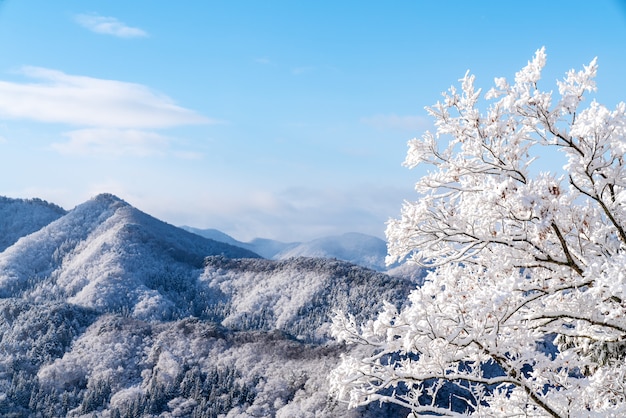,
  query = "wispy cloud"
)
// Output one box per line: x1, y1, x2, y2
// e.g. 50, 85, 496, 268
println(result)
174, 185, 409, 242
173, 150, 204, 160
74, 13, 148, 38
0, 66, 212, 128
292, 66, 315, 75
52, 129, 170, 157
360, 114, 430, 132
